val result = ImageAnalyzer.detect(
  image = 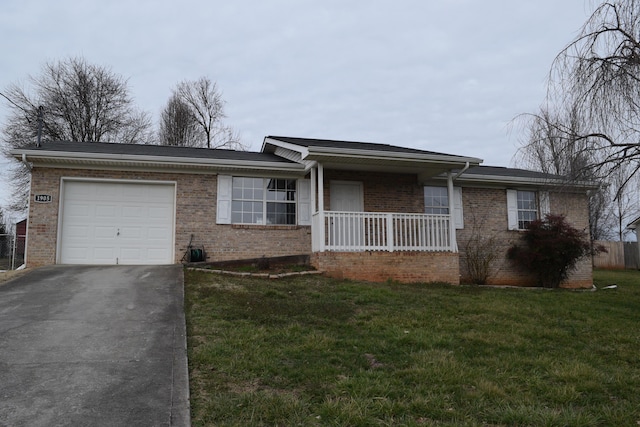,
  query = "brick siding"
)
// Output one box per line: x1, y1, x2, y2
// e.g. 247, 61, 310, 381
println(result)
322, 170, 424, 212
311, 251, 460, 284
26, 168, 311, 267
26, 166, 593, 288
456, 187, 593, 288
